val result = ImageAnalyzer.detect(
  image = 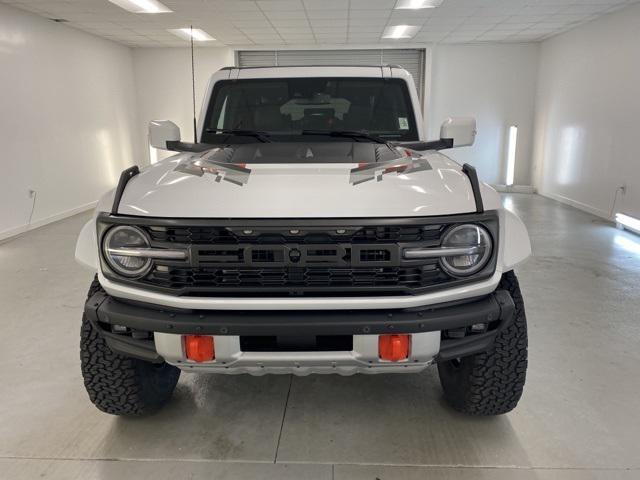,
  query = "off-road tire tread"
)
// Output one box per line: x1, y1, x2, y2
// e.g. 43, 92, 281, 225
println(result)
438, 271, 528, 415
80, 276, 179, 415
